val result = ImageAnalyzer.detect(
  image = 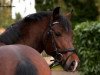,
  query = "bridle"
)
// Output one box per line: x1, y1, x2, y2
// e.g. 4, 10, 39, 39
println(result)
43, 19, 77, 68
